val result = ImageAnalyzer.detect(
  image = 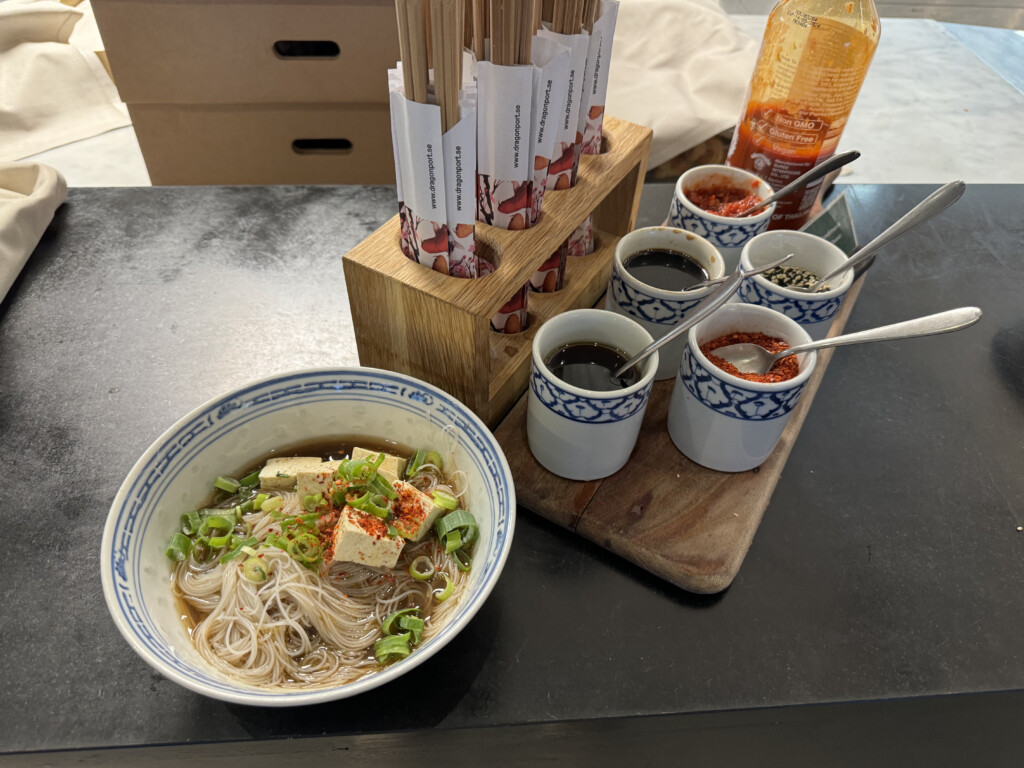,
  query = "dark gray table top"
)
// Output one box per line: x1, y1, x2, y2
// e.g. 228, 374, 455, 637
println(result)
1, 183, 1022, 764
